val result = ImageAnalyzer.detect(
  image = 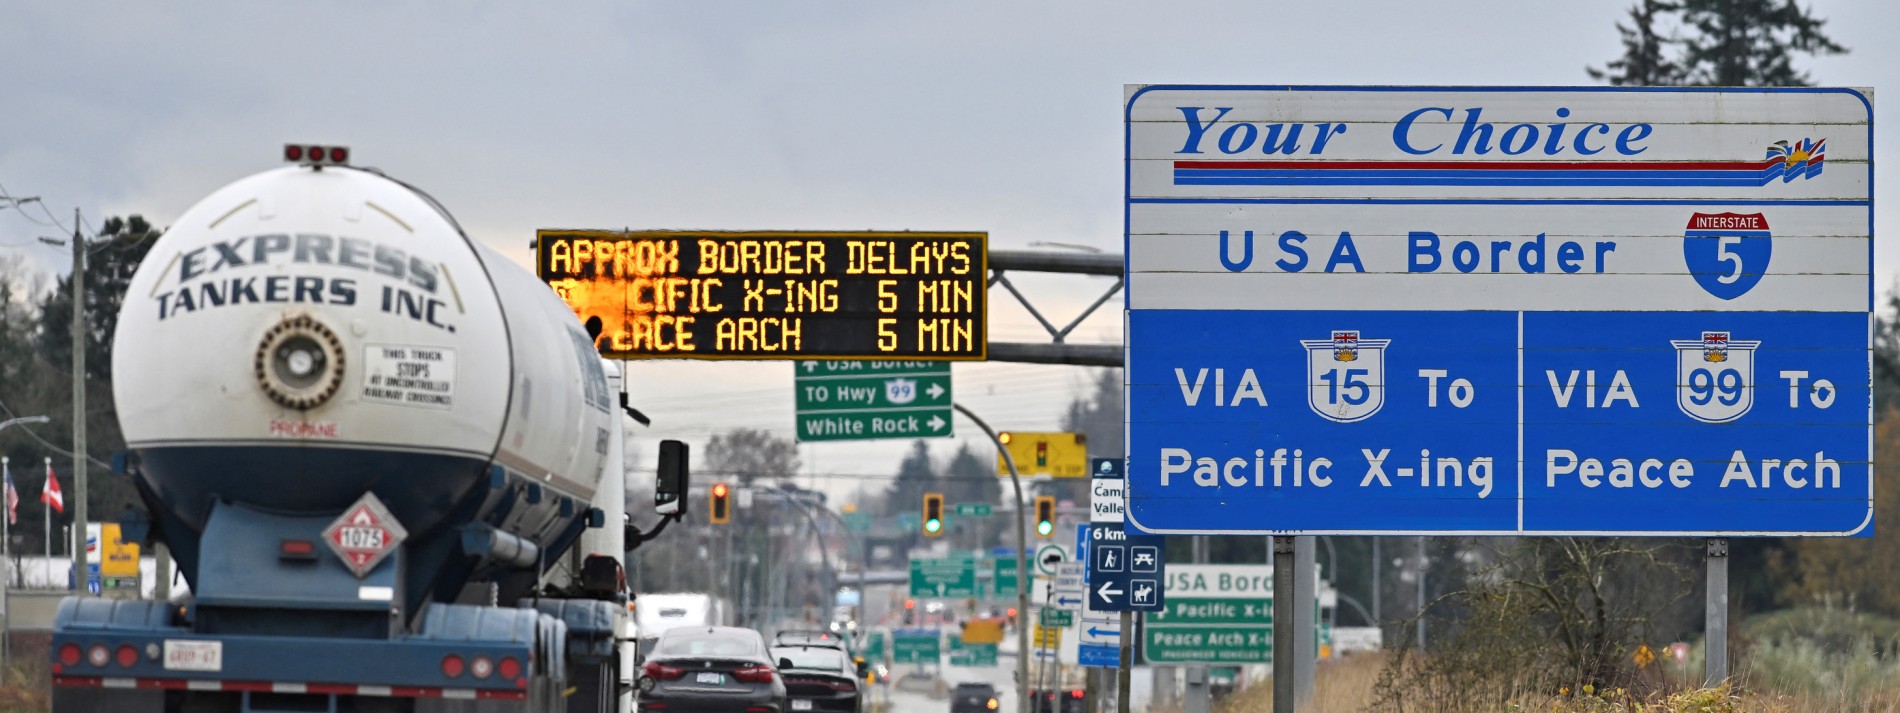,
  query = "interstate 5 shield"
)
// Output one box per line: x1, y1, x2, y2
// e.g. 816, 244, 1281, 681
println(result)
1123, 86, 1873, 537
